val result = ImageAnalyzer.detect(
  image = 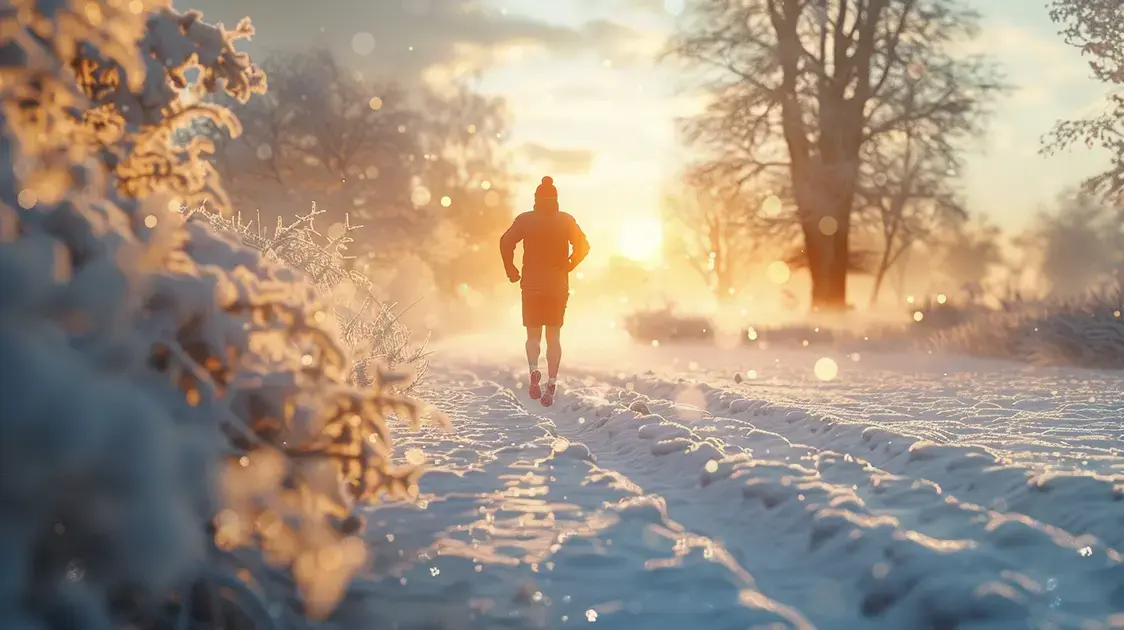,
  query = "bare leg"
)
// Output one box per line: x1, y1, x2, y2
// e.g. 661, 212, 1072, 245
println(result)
525, 326, 542, 371
545, 326, 562, 379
